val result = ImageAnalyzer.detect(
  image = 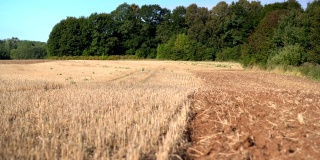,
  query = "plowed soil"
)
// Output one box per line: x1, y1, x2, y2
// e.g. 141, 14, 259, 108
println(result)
187, 70, 320, 159
1, 60, 319, 159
